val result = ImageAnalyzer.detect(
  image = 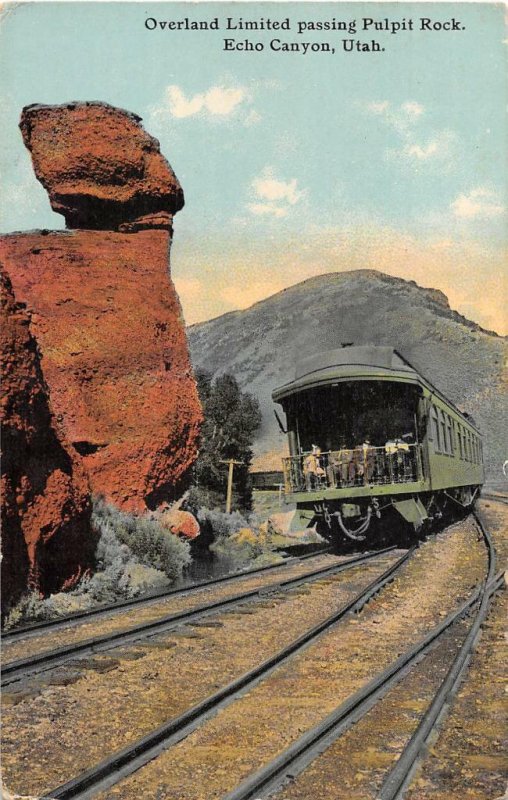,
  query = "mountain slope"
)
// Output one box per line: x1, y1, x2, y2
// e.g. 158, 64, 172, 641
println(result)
187, 270, 506, 483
